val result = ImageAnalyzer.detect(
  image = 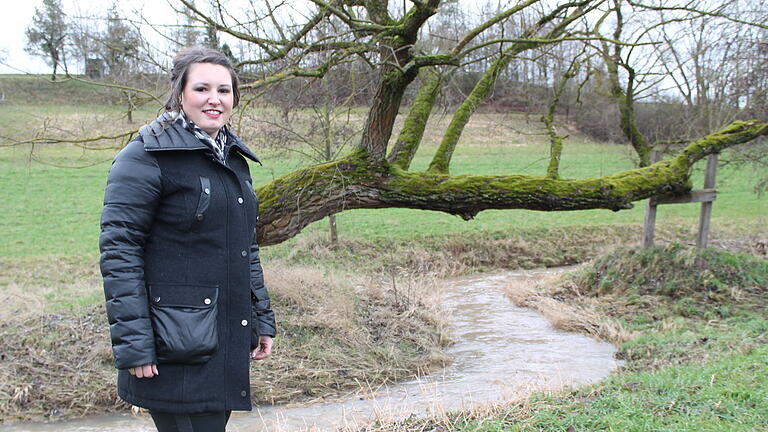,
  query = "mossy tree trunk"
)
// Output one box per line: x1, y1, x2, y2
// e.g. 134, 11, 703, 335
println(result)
255, 121, 768, 245
543, 62, 580, 179
387, 68, 442, 170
